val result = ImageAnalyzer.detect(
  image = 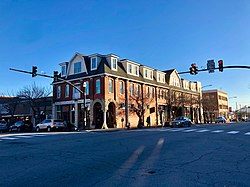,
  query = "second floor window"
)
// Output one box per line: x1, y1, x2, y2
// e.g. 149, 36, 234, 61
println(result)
152, 87, 155, 98
74, 62, 81, 74
85, 81, 89, 95
130, 83, 134, 96
119, 81, 123, 94
57, 86, 61, 98
73, 84, 80, 99
146, 86, 150, 98
109, 79, 113, 93
96, 79, 100, 94
65, 85, 69, 98
136, 84, 140, 96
